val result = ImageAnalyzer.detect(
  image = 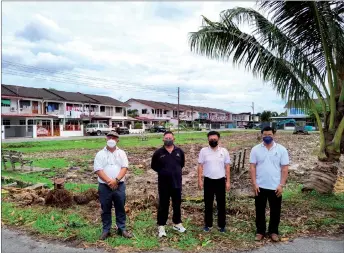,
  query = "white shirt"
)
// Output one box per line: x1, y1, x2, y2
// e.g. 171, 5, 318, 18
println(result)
250, 142, 289, 190
198, 146, 231, 179
94, 147, 129, 184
